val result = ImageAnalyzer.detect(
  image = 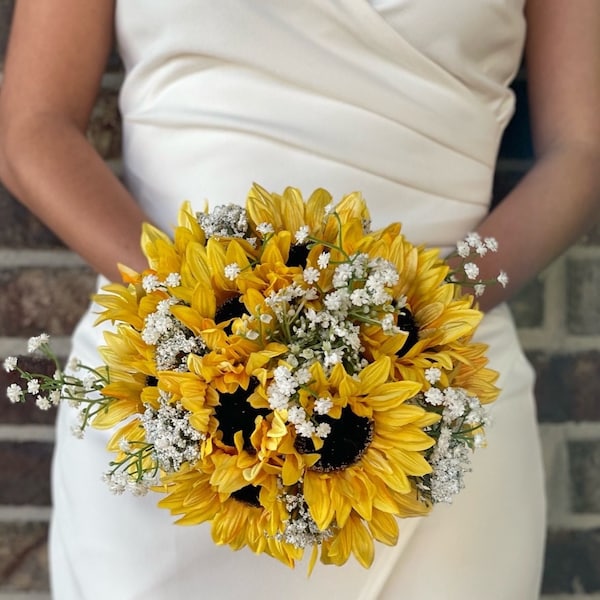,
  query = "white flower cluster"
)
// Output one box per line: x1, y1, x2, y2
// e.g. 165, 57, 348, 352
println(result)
102, 470, 160, 496
275, 491, 334, 549
454, 232, 508, 296
4, 336, 64, 410
419, 378, 490, 504
141, 392, 204, 473
141, 291, 205, 371
426, 437, 472, 504
197, 204, 249, 239
258, 253, 403, 439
